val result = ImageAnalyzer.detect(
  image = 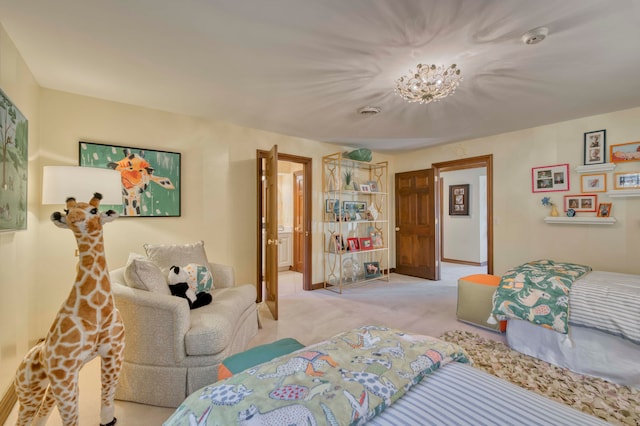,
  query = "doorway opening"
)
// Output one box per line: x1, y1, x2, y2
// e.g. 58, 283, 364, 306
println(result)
433, 155, 493, 277
256, 150, 312, 307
